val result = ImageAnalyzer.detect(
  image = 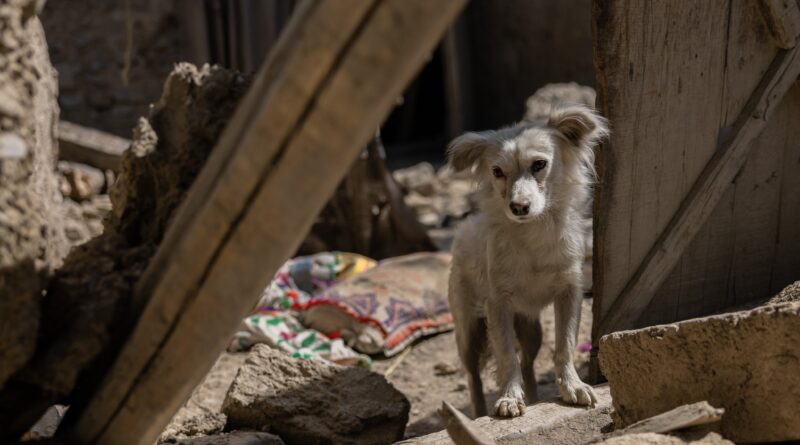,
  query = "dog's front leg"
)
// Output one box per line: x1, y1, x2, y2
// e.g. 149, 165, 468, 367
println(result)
485, 296, 526, 417
553, 285, 597, 406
